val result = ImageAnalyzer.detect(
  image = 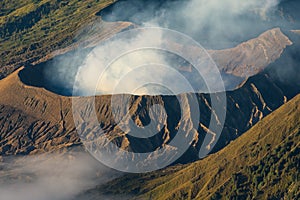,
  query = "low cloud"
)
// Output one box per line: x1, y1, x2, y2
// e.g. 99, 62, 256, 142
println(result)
0, 151, 123, 200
